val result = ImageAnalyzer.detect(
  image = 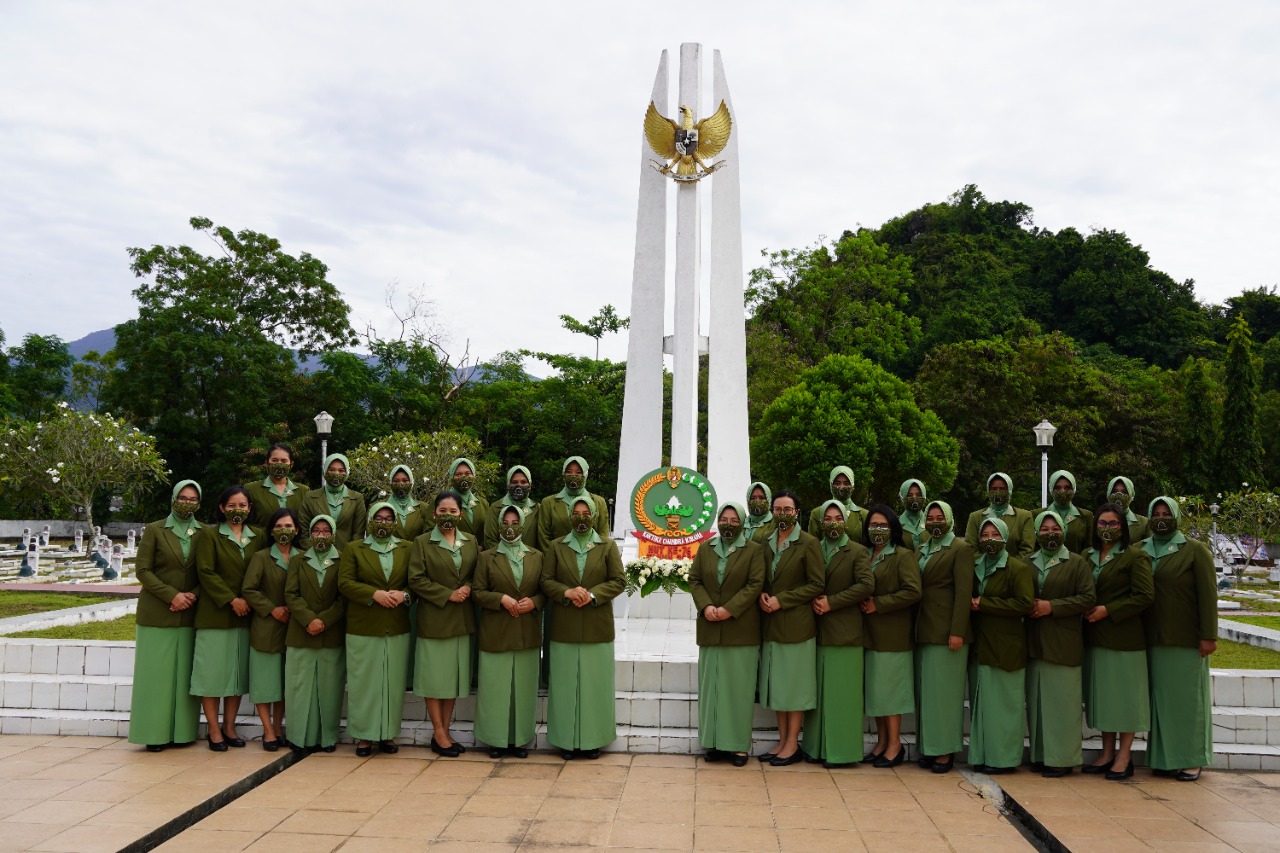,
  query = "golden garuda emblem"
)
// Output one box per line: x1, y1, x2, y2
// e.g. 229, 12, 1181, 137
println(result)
643, 100, 732, 182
